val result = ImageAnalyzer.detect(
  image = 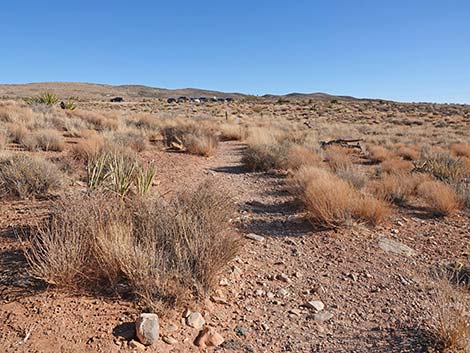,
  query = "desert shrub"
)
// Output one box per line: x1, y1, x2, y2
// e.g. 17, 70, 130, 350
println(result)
325, 147, 367, 188
107, 130, 148, 152
25, 129, 65, 152
162, 125, 219, 157
5, 123, 29, 144
63, 116, 90, 137
0, 154, 63, 198
397, 146, 420, 161
0, 102, 34, 125
69, 109, 119, 131
428, 279, 470, 353
286, 145, 322, 170
25, 92, 59, 106
0, 130, 7, 150
61, 100, 76, 111
417, 180, 460, 216
290, 166, 390, 227
452, 182, 470, 209
380, 158, 414, 175
219, 123, 246, 141
242, 141, 289, 172
367, 145, 394, 163
413, 153, 468, 182
372, 173, 425, 205
130, 113, 160, 131
23, 182, 239, 310
70, 131, 105, 161
450, 143, 470, 158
